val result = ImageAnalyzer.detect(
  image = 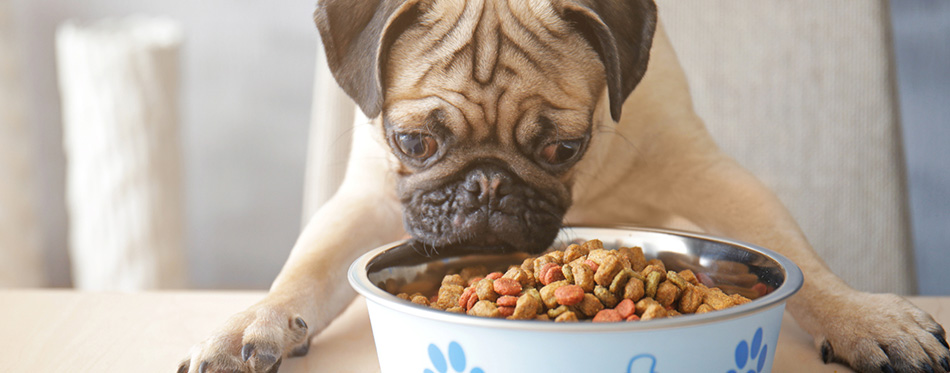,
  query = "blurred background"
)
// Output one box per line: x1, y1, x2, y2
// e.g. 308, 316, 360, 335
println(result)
0, 1, 947, 293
